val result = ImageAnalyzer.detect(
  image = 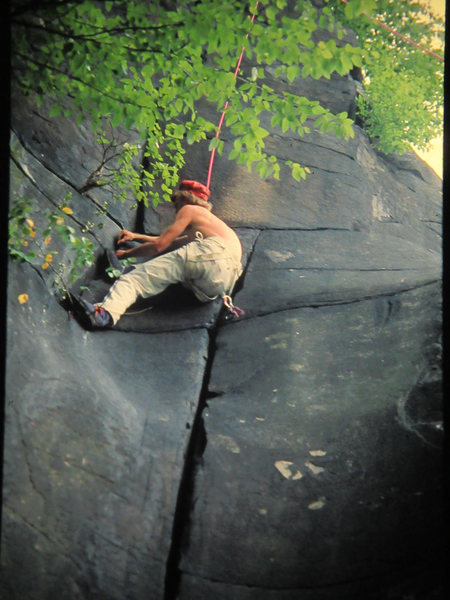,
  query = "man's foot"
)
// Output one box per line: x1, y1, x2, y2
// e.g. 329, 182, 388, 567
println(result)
81, 299, 112, 328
